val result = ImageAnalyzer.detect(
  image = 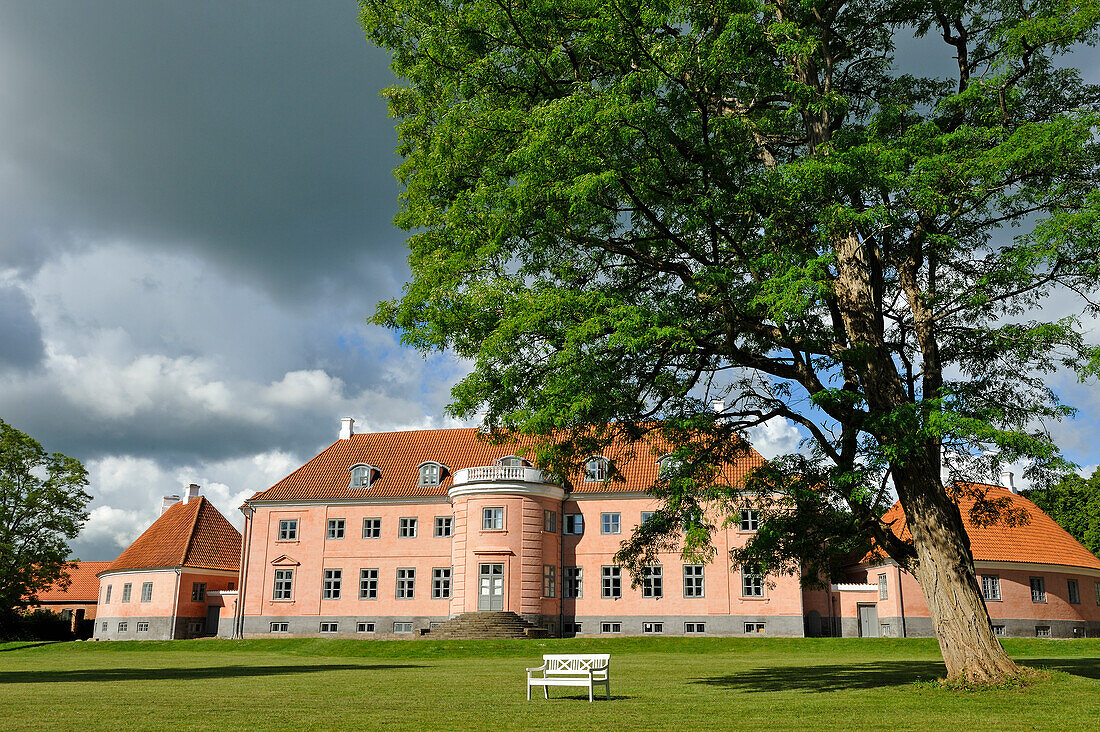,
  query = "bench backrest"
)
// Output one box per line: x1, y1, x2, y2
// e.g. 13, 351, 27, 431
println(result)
542, 654, 610, 674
